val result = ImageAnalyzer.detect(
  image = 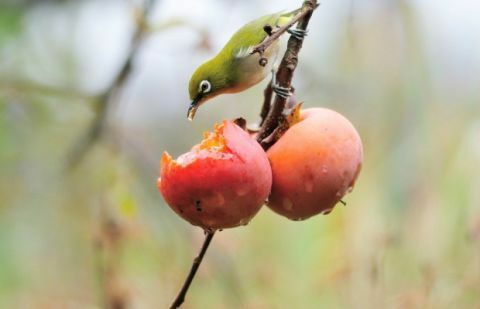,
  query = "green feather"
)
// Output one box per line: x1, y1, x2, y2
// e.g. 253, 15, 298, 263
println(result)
188, 9, 298, 108
221, 11, 293, 60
